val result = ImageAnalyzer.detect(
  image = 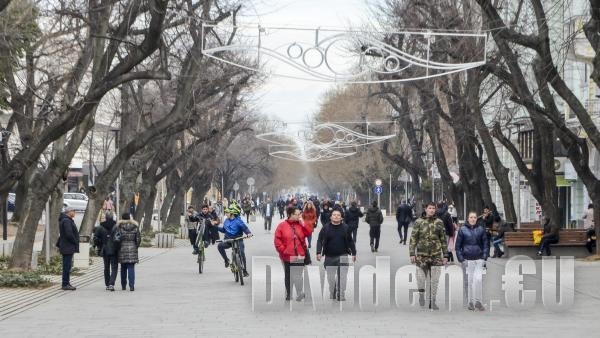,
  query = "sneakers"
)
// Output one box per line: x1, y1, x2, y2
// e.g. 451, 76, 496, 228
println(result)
192, 249, 199, 255
105, 286, 110, 291
224, 260, 230, 268
375, 248, 378, 252
130, 287, 135, 292
108, 285, 115, 292
418, 293, 425, 306
61, 285, 76, 291
243, 270, 250, 277
497, 251, 504, 258
296, 292, 306, 301
475, 301, 484, 311
370, 244, 375, 252
337, 293, 346, 301
285, 294, 291, 301
536, 251, 542, 256
468, 302, 475, 310
122, 285, 126, 290
429, 301, 439, 310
